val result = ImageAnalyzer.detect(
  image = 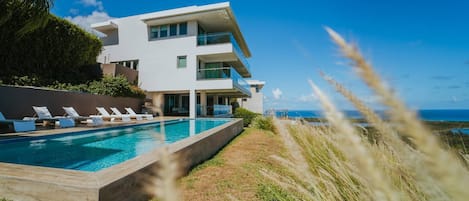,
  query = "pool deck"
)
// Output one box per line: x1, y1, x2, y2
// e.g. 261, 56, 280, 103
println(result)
0, 118, 244, 201
0, 116, 181, 141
